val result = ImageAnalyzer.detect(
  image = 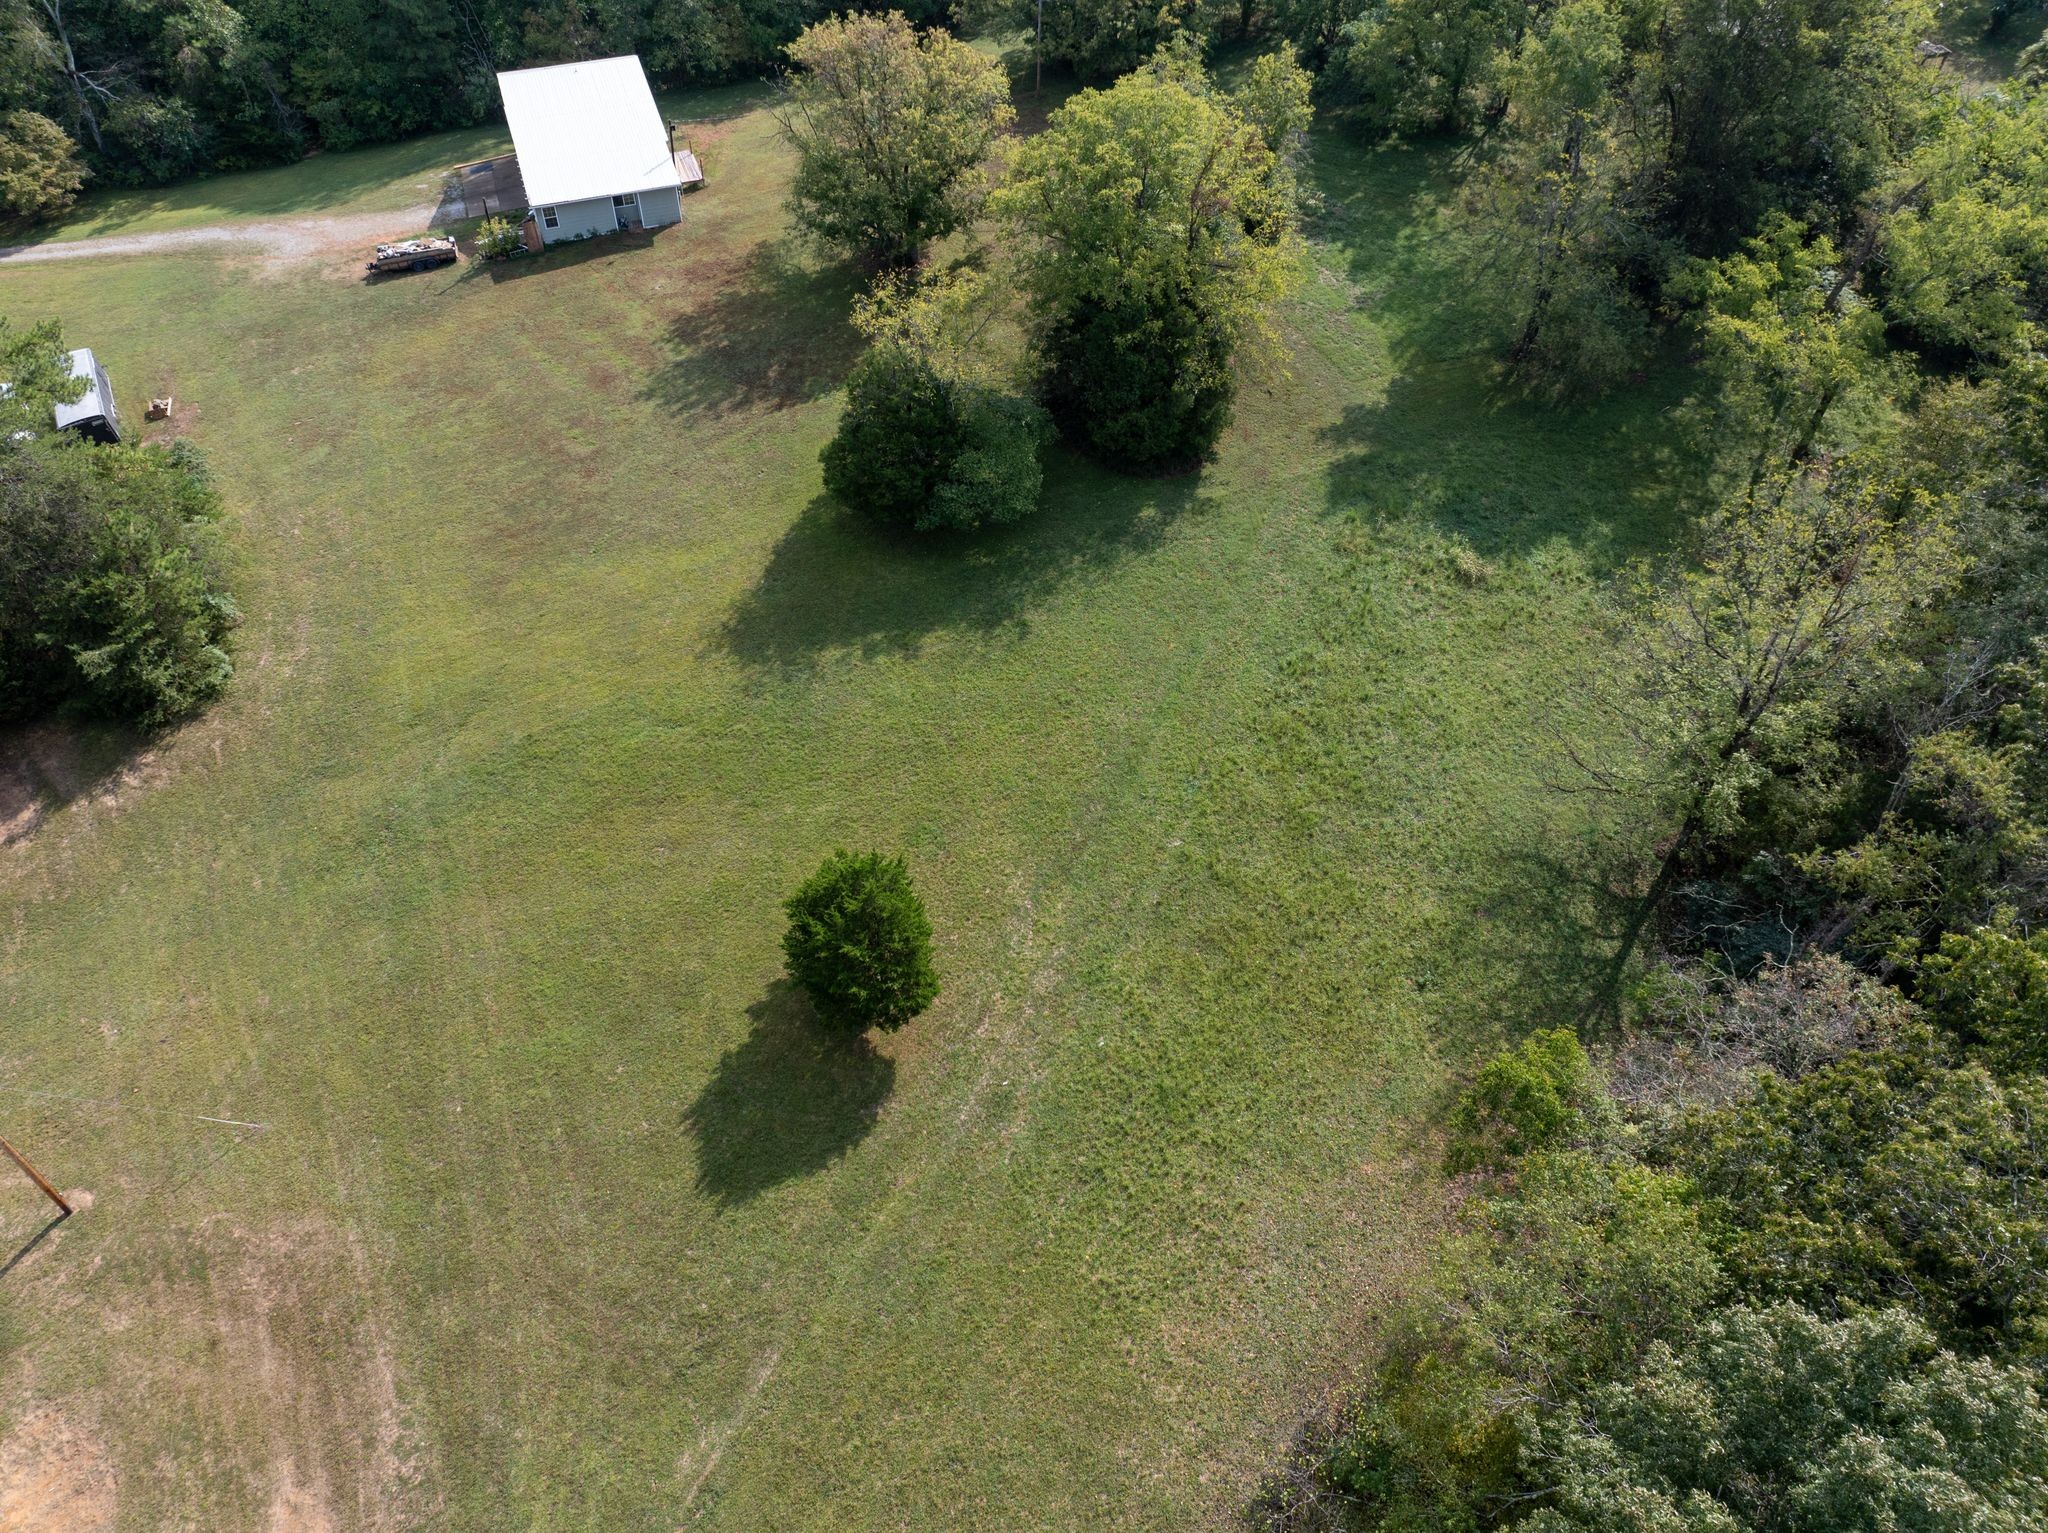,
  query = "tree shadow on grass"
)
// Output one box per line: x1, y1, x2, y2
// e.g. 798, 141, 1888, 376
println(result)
718, 456, 1213, 671
1318, 355, 1701, 574
1443, 834, 1656, 1052
1302, 129, 1709, 571
683, 981, 896, 1209
0, 719, 147, 848
641, 240, 866, 417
